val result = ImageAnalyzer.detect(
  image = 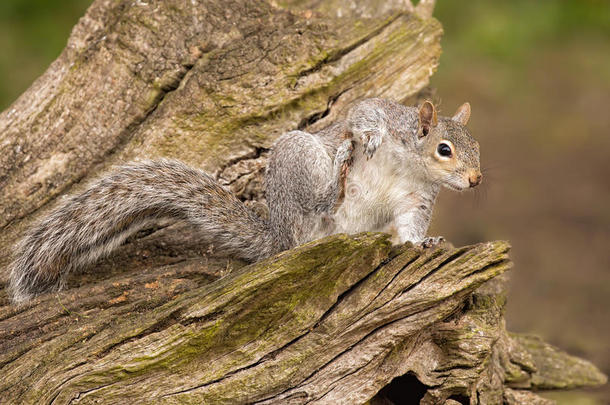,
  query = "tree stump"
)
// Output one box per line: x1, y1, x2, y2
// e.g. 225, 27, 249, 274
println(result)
0, 1, 606, 404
